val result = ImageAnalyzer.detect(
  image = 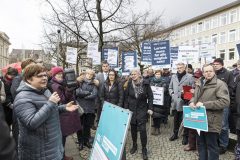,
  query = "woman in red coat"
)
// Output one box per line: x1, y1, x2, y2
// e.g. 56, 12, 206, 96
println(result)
51, 66, 81, 160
